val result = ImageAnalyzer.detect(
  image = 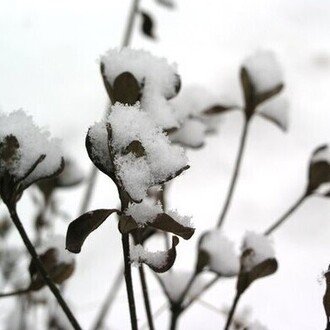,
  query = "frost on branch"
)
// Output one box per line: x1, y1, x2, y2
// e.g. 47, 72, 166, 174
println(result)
100, 48, 180, 128
130, 236, 179, 273
158, 270, 208, 303
197, 229, 239, 276
237, 232, 277, 294
0, 110, 64, 204
307, 145, 330, 196
86, 103, 188, 201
